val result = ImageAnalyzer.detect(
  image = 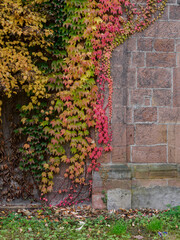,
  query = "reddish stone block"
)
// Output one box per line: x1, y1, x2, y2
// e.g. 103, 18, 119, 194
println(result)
168, 125, 180, 163
111, 49, 124, 67
168, 179, 180, 188
176, 44, 180, 52
92, 194, 106, 209
126, 146, 131, 162
130, 89, 152, 106
106, 180, 131, 190
110, 65, 123, 83
132, 179, 167, 188
132, 146, 167, 163
92, 187, 105, 194
111, 147, 127, 163
135, 124, 167, 145
126, 37, 137, 51
137, 38, 153, 51
169, 6, 180, 20
127, 125, 134, 145
144, 97, 151, 106
134, 107, 157, 123
177, 53, 180, 67
137, 68, 171, 88
126, 108, 133, 124
127, 88, 131, 107
142, 22, 180, 39
127, 68, 136, 88
112, 88, 127, 106
132, 52, 145, 67
146, 53, 176, 67
152, 89, 171, 106
154, 39, 175, 52
158, 107, 180, 123
112, 123, 126, 146
112, 106, 126, 123
173, 68, 180, 107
